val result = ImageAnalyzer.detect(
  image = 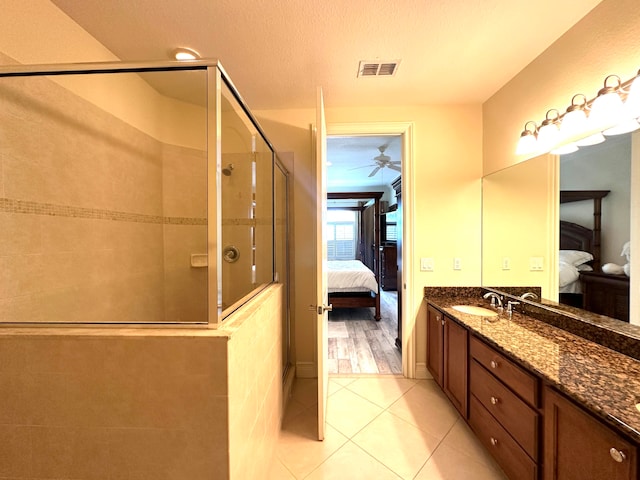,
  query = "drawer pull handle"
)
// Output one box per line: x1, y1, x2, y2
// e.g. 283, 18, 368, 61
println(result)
490, 360, 499, 369
490, 437, 498, 447
490, 396, 500, 405
610, 448, 627, 463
